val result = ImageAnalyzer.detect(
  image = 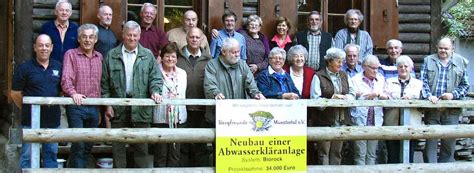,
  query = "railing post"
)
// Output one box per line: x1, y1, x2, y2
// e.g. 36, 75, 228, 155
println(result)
30, 104, 41, 168
400, 108, 410, 163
